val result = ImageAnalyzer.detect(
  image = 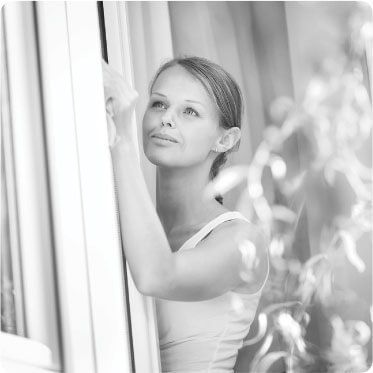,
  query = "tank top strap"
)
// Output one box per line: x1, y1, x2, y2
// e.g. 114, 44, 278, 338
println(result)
179, 211, 251, 251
